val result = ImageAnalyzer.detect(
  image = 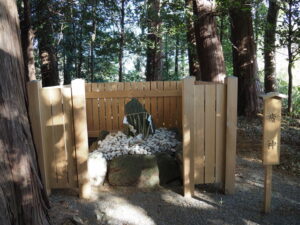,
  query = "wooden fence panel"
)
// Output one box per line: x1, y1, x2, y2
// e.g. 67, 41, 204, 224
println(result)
215, 84, 226, 183
85, 81, 182, 137
194, 85, 205, 184
204, 84, 216, 183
